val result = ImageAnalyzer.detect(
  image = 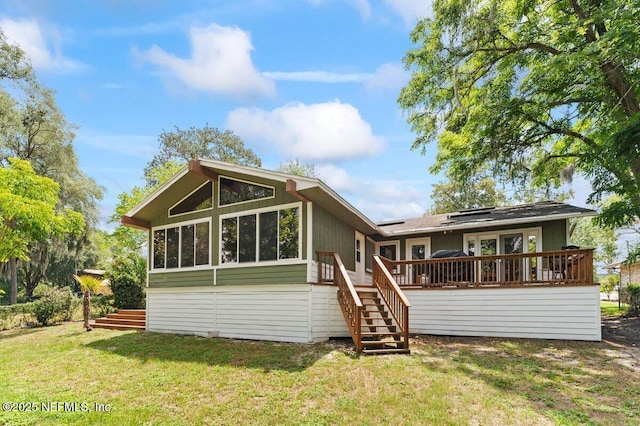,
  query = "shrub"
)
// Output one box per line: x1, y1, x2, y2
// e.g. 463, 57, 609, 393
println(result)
33, 287, 78, 326
0, 302, 36, 331
107, 254, 146, 309
622, 284, 640, 316
91, 295, 115, 318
